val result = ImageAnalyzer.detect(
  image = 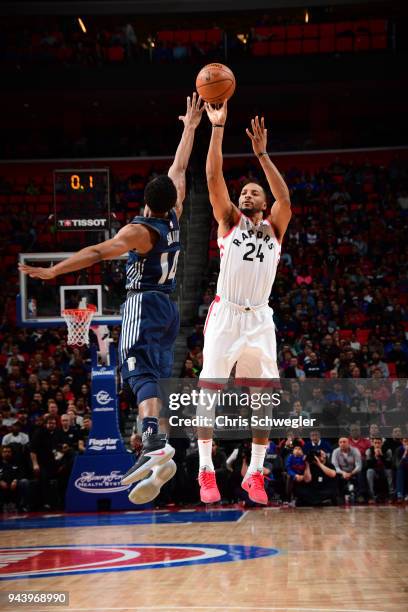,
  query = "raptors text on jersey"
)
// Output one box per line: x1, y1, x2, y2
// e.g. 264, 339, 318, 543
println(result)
217, 213, 281, 306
